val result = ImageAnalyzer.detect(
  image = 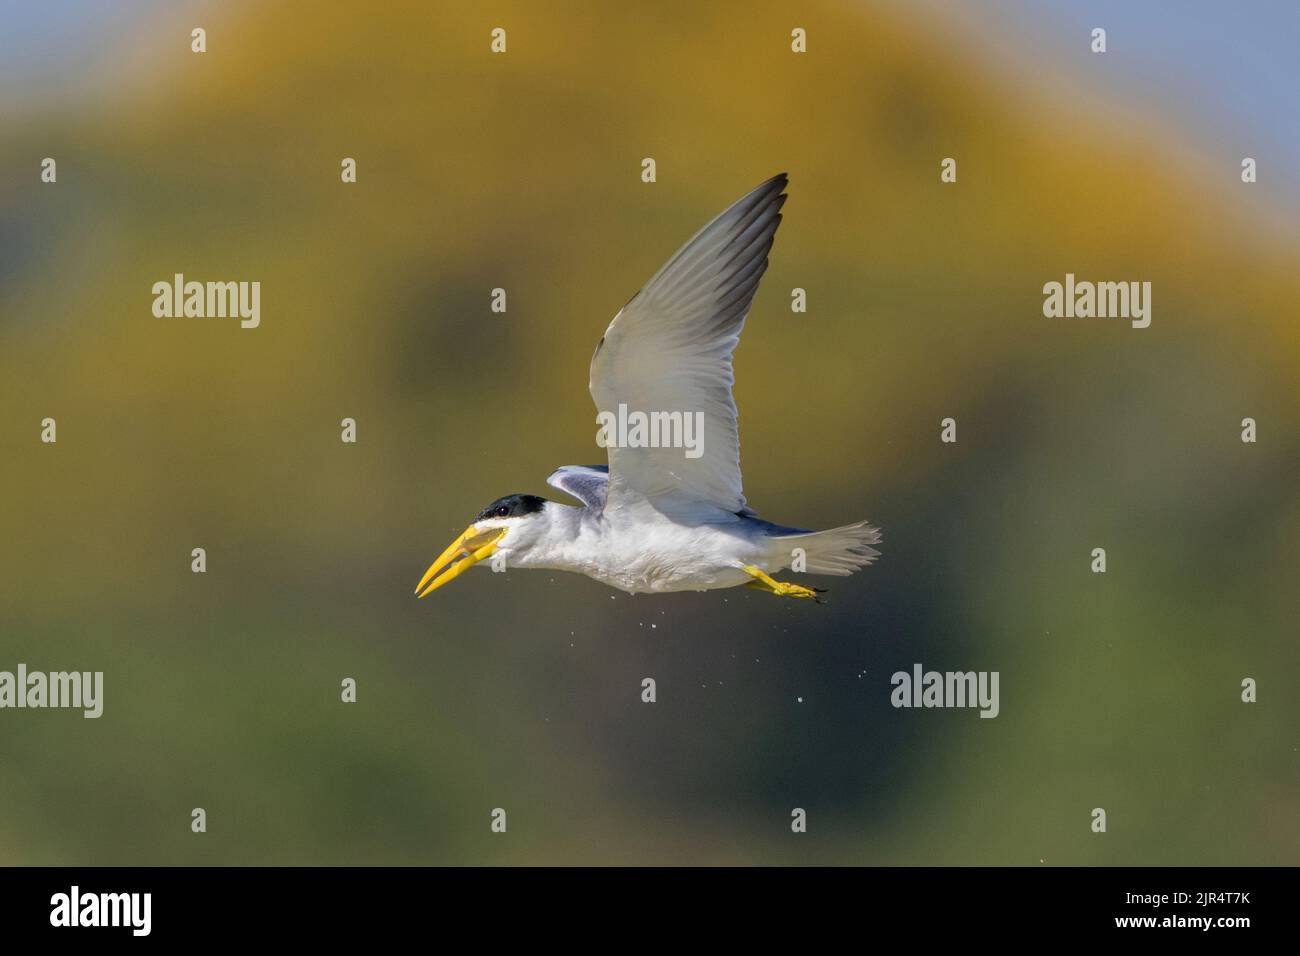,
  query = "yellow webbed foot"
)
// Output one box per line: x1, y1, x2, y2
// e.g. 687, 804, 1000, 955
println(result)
742, 566, 826, 602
